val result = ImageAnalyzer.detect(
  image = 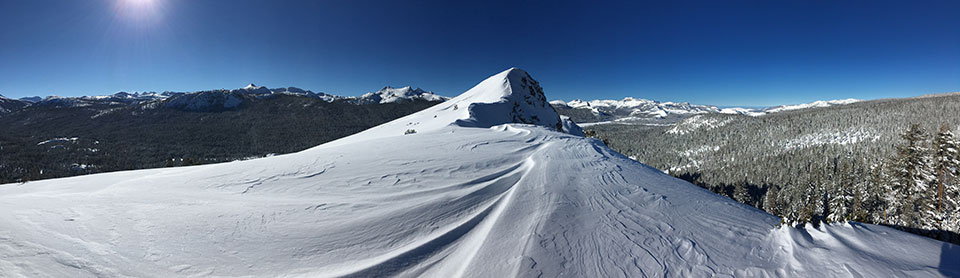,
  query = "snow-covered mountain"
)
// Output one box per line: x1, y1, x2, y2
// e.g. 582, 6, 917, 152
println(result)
1, 68, 955, 277
553, 97, 862, 124
88, 91, 179, 101
555, 97, 721, 121
352, 86, 448, 104
760, 98, 860, 113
